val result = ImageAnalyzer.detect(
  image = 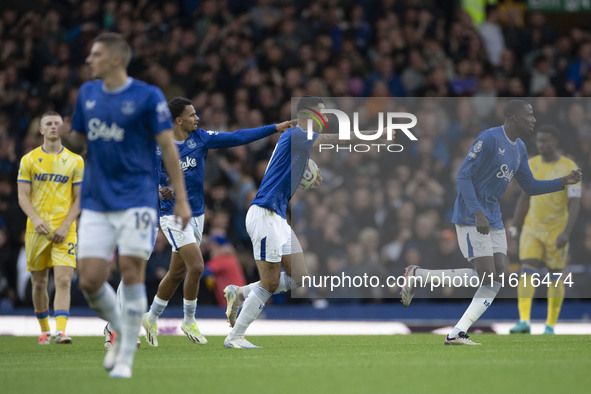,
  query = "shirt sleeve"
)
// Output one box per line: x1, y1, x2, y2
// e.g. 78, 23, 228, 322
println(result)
515, 147, 563, 195
146, 87, 174, 136
73, 155, 84, 185
291, 127, 318, 151
17, 155, 31, 183
202, 125, 277, 149
455, 134, 493, 215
